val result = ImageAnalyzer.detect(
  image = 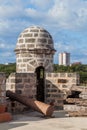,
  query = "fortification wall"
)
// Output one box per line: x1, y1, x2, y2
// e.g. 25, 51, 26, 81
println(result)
0, 73, 6, 104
